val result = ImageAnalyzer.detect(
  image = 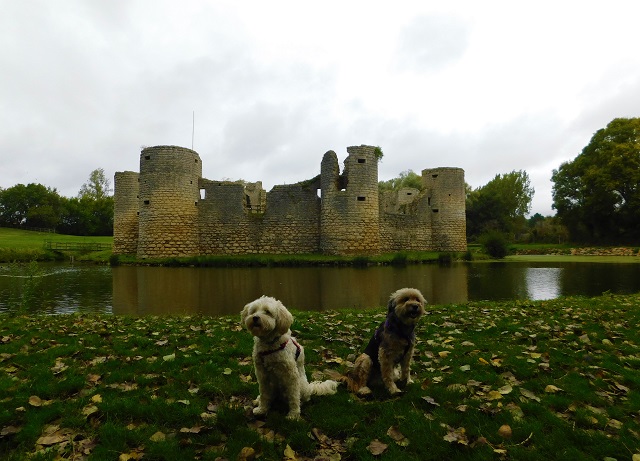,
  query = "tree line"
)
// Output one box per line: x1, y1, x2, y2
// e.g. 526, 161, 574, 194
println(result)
380, 117, 640, 245
0, 169, 113, 236
2, 117, 638, 243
